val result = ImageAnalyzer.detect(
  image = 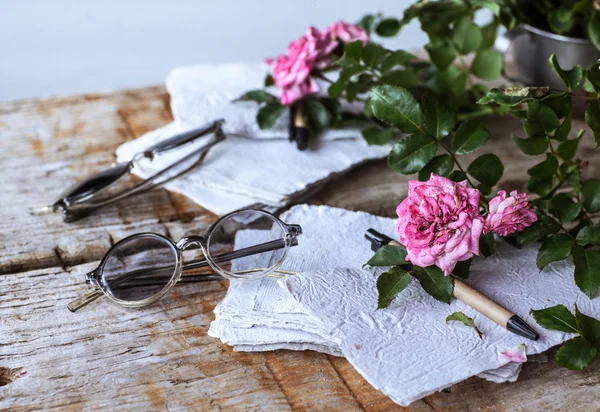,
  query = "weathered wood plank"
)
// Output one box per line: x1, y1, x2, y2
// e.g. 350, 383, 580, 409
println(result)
1, 86, 600, 411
